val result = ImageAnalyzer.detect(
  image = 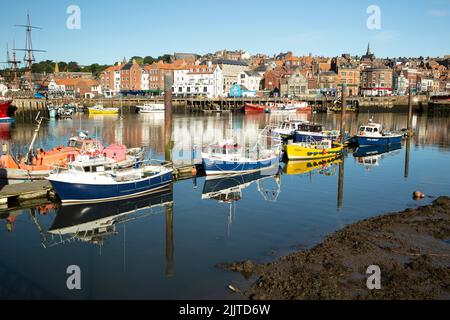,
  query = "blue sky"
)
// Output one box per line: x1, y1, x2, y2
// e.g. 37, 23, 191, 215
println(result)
1, 0, 449, 65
